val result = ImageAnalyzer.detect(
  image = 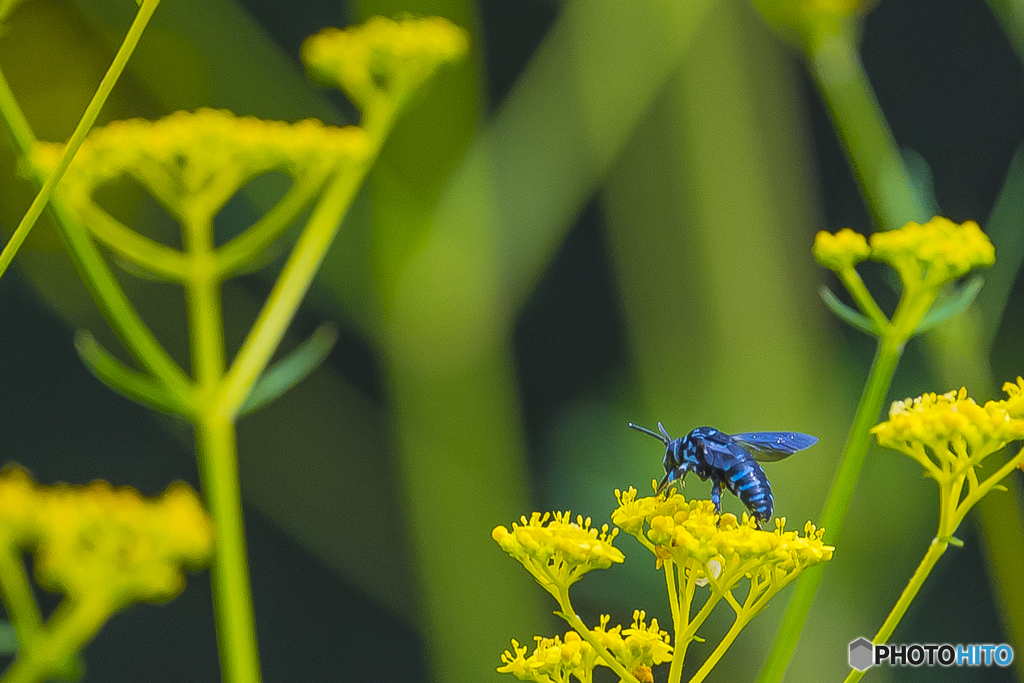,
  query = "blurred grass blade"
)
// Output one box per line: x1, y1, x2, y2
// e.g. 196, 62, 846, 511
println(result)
820, 286, 878, 336
914, 276, 984, 335
238, 324, 337, 416
902, 148, 940, 217
977, 143, 1024, 343
75, 330, 191, 416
